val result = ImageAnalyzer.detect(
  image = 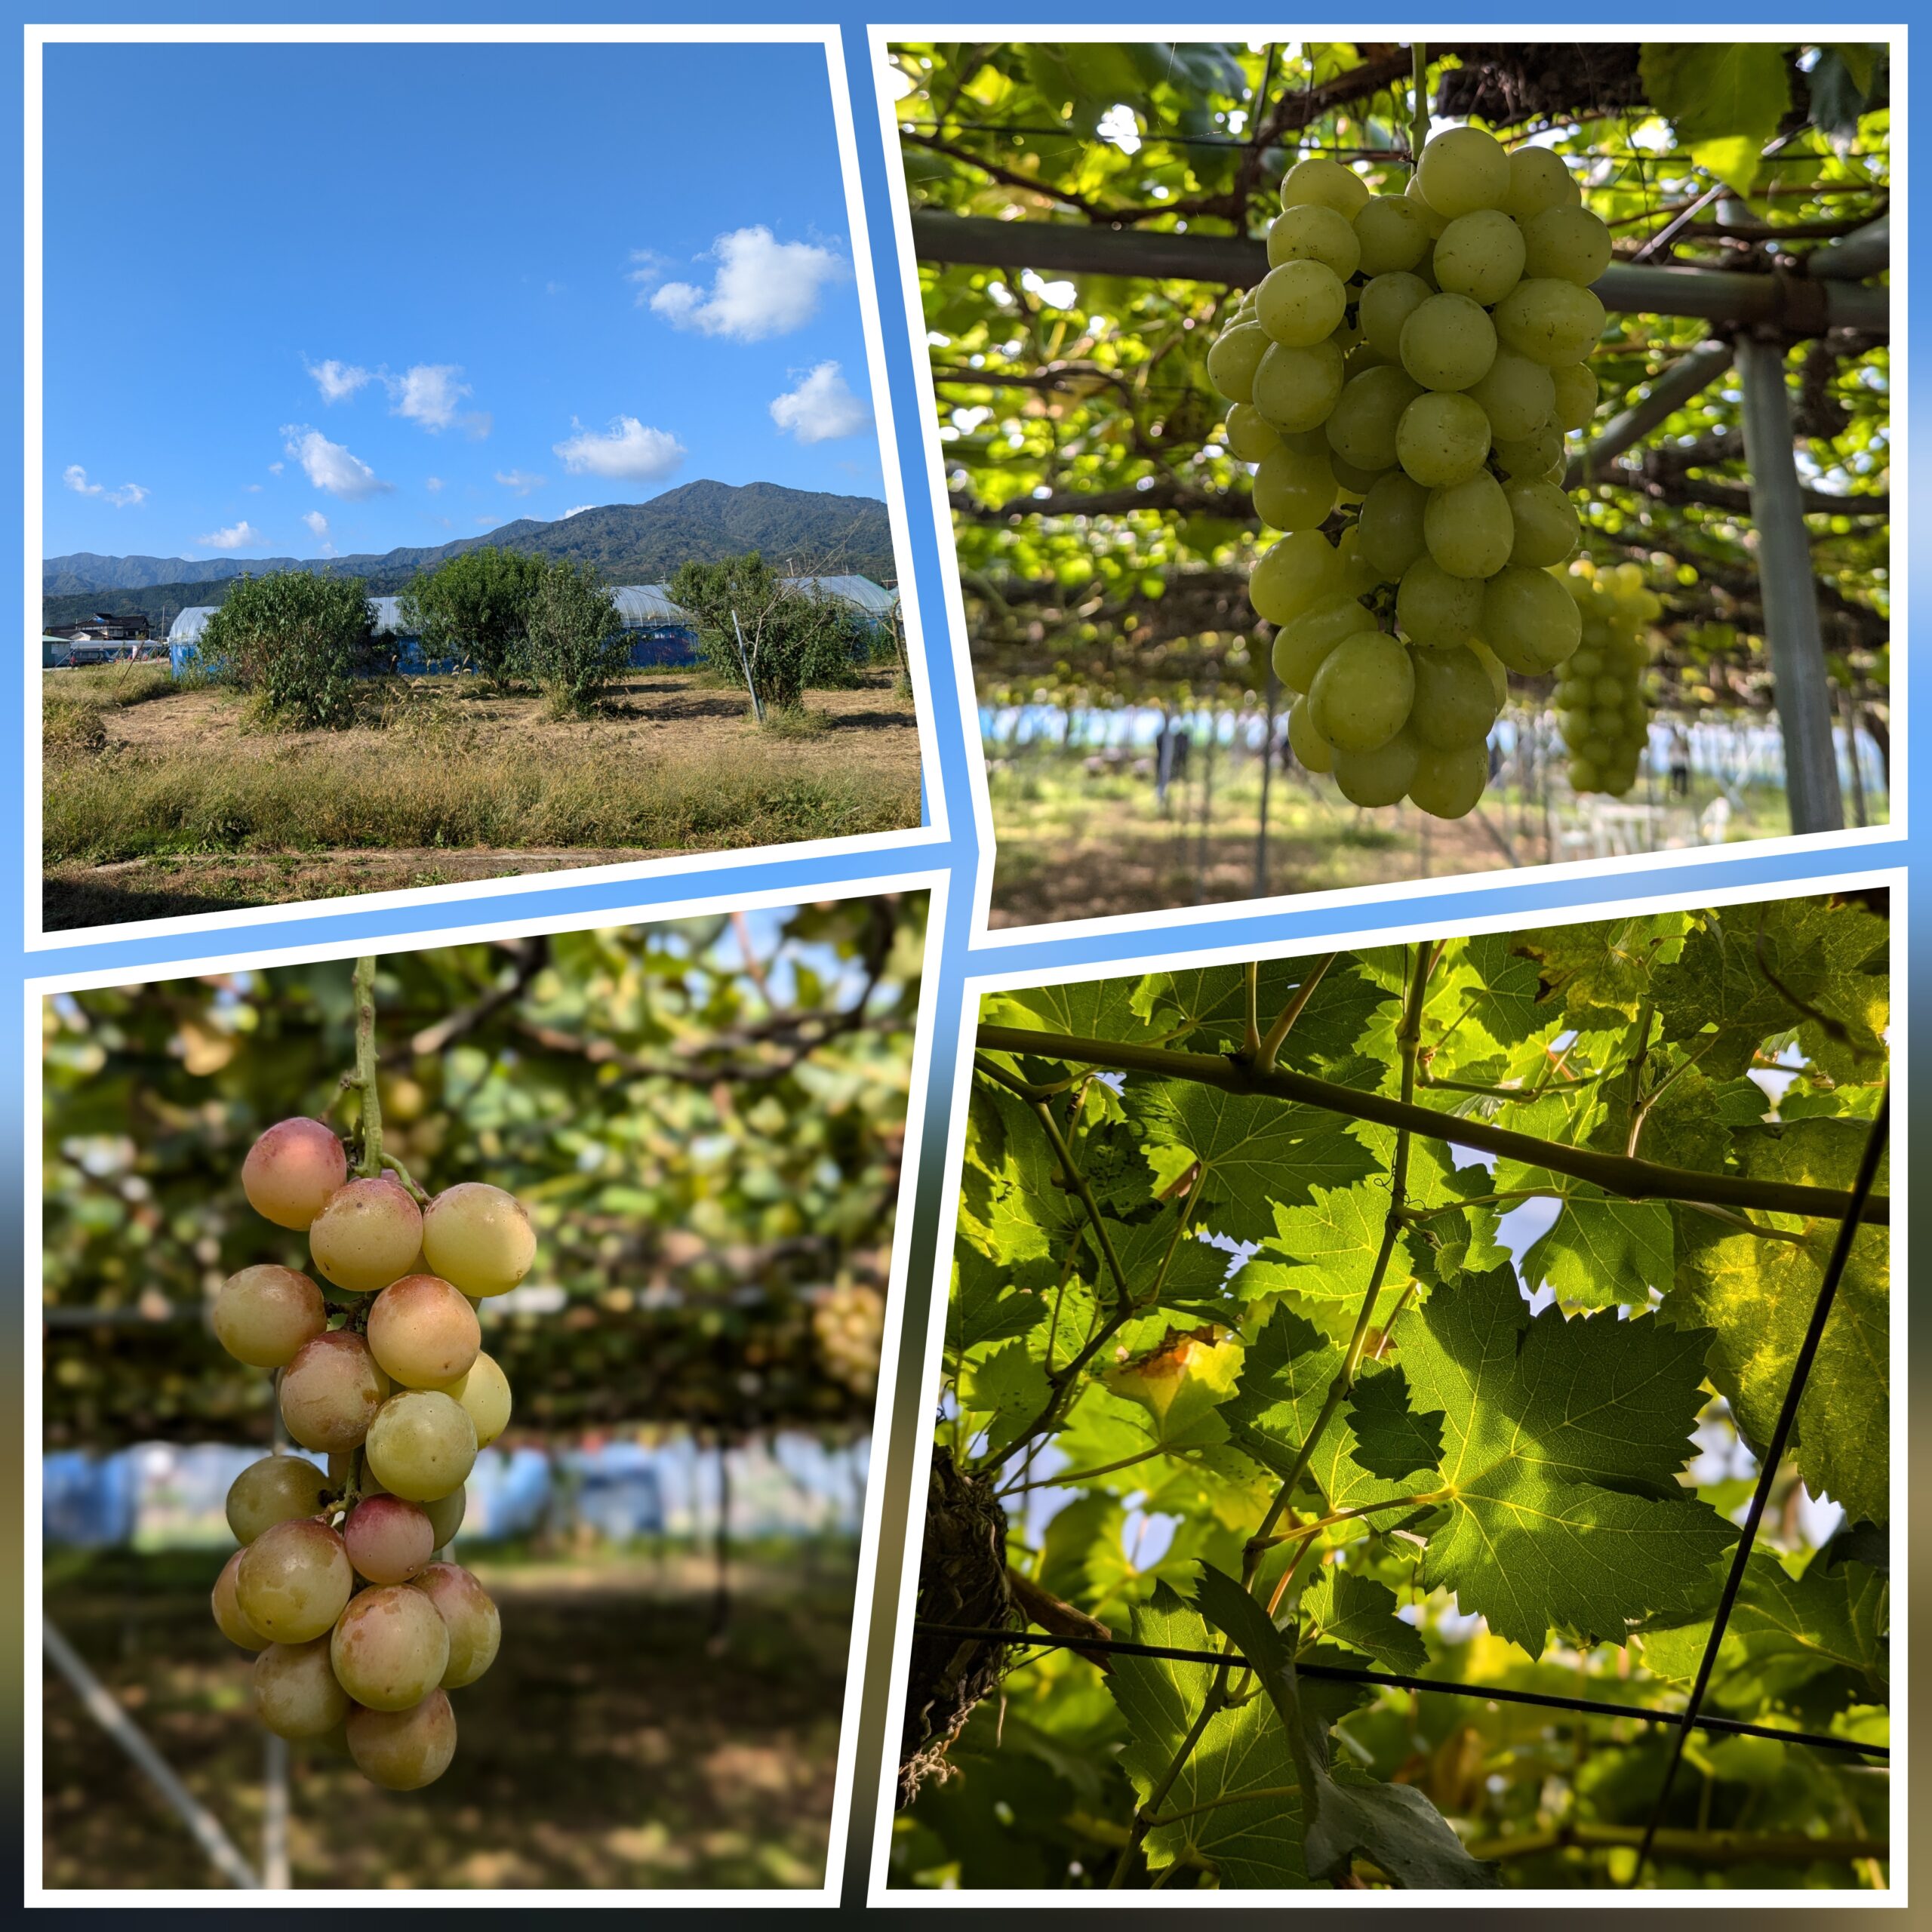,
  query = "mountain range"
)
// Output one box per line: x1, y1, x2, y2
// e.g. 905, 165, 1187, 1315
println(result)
43, 481, 896, 622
